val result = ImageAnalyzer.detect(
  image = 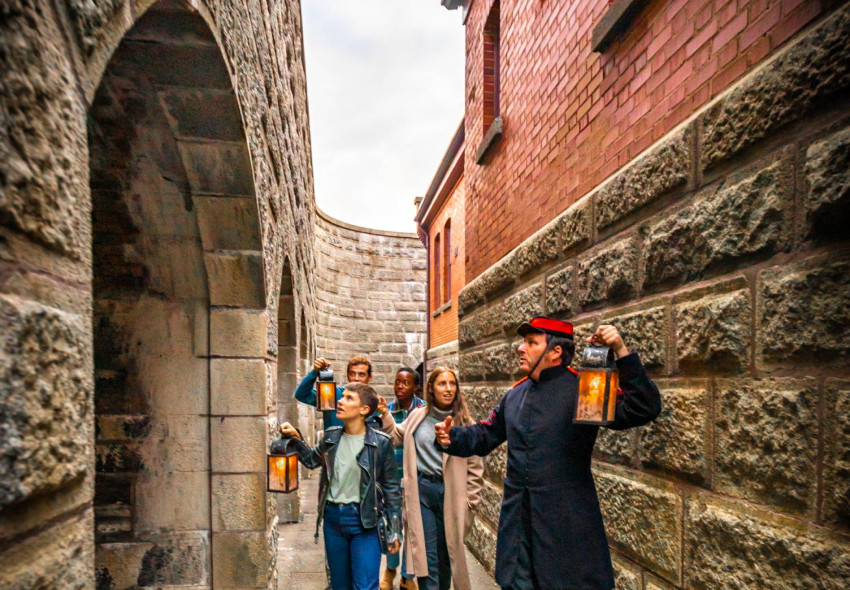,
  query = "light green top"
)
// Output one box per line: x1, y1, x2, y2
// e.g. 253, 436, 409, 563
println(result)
328, 433, 365, 504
